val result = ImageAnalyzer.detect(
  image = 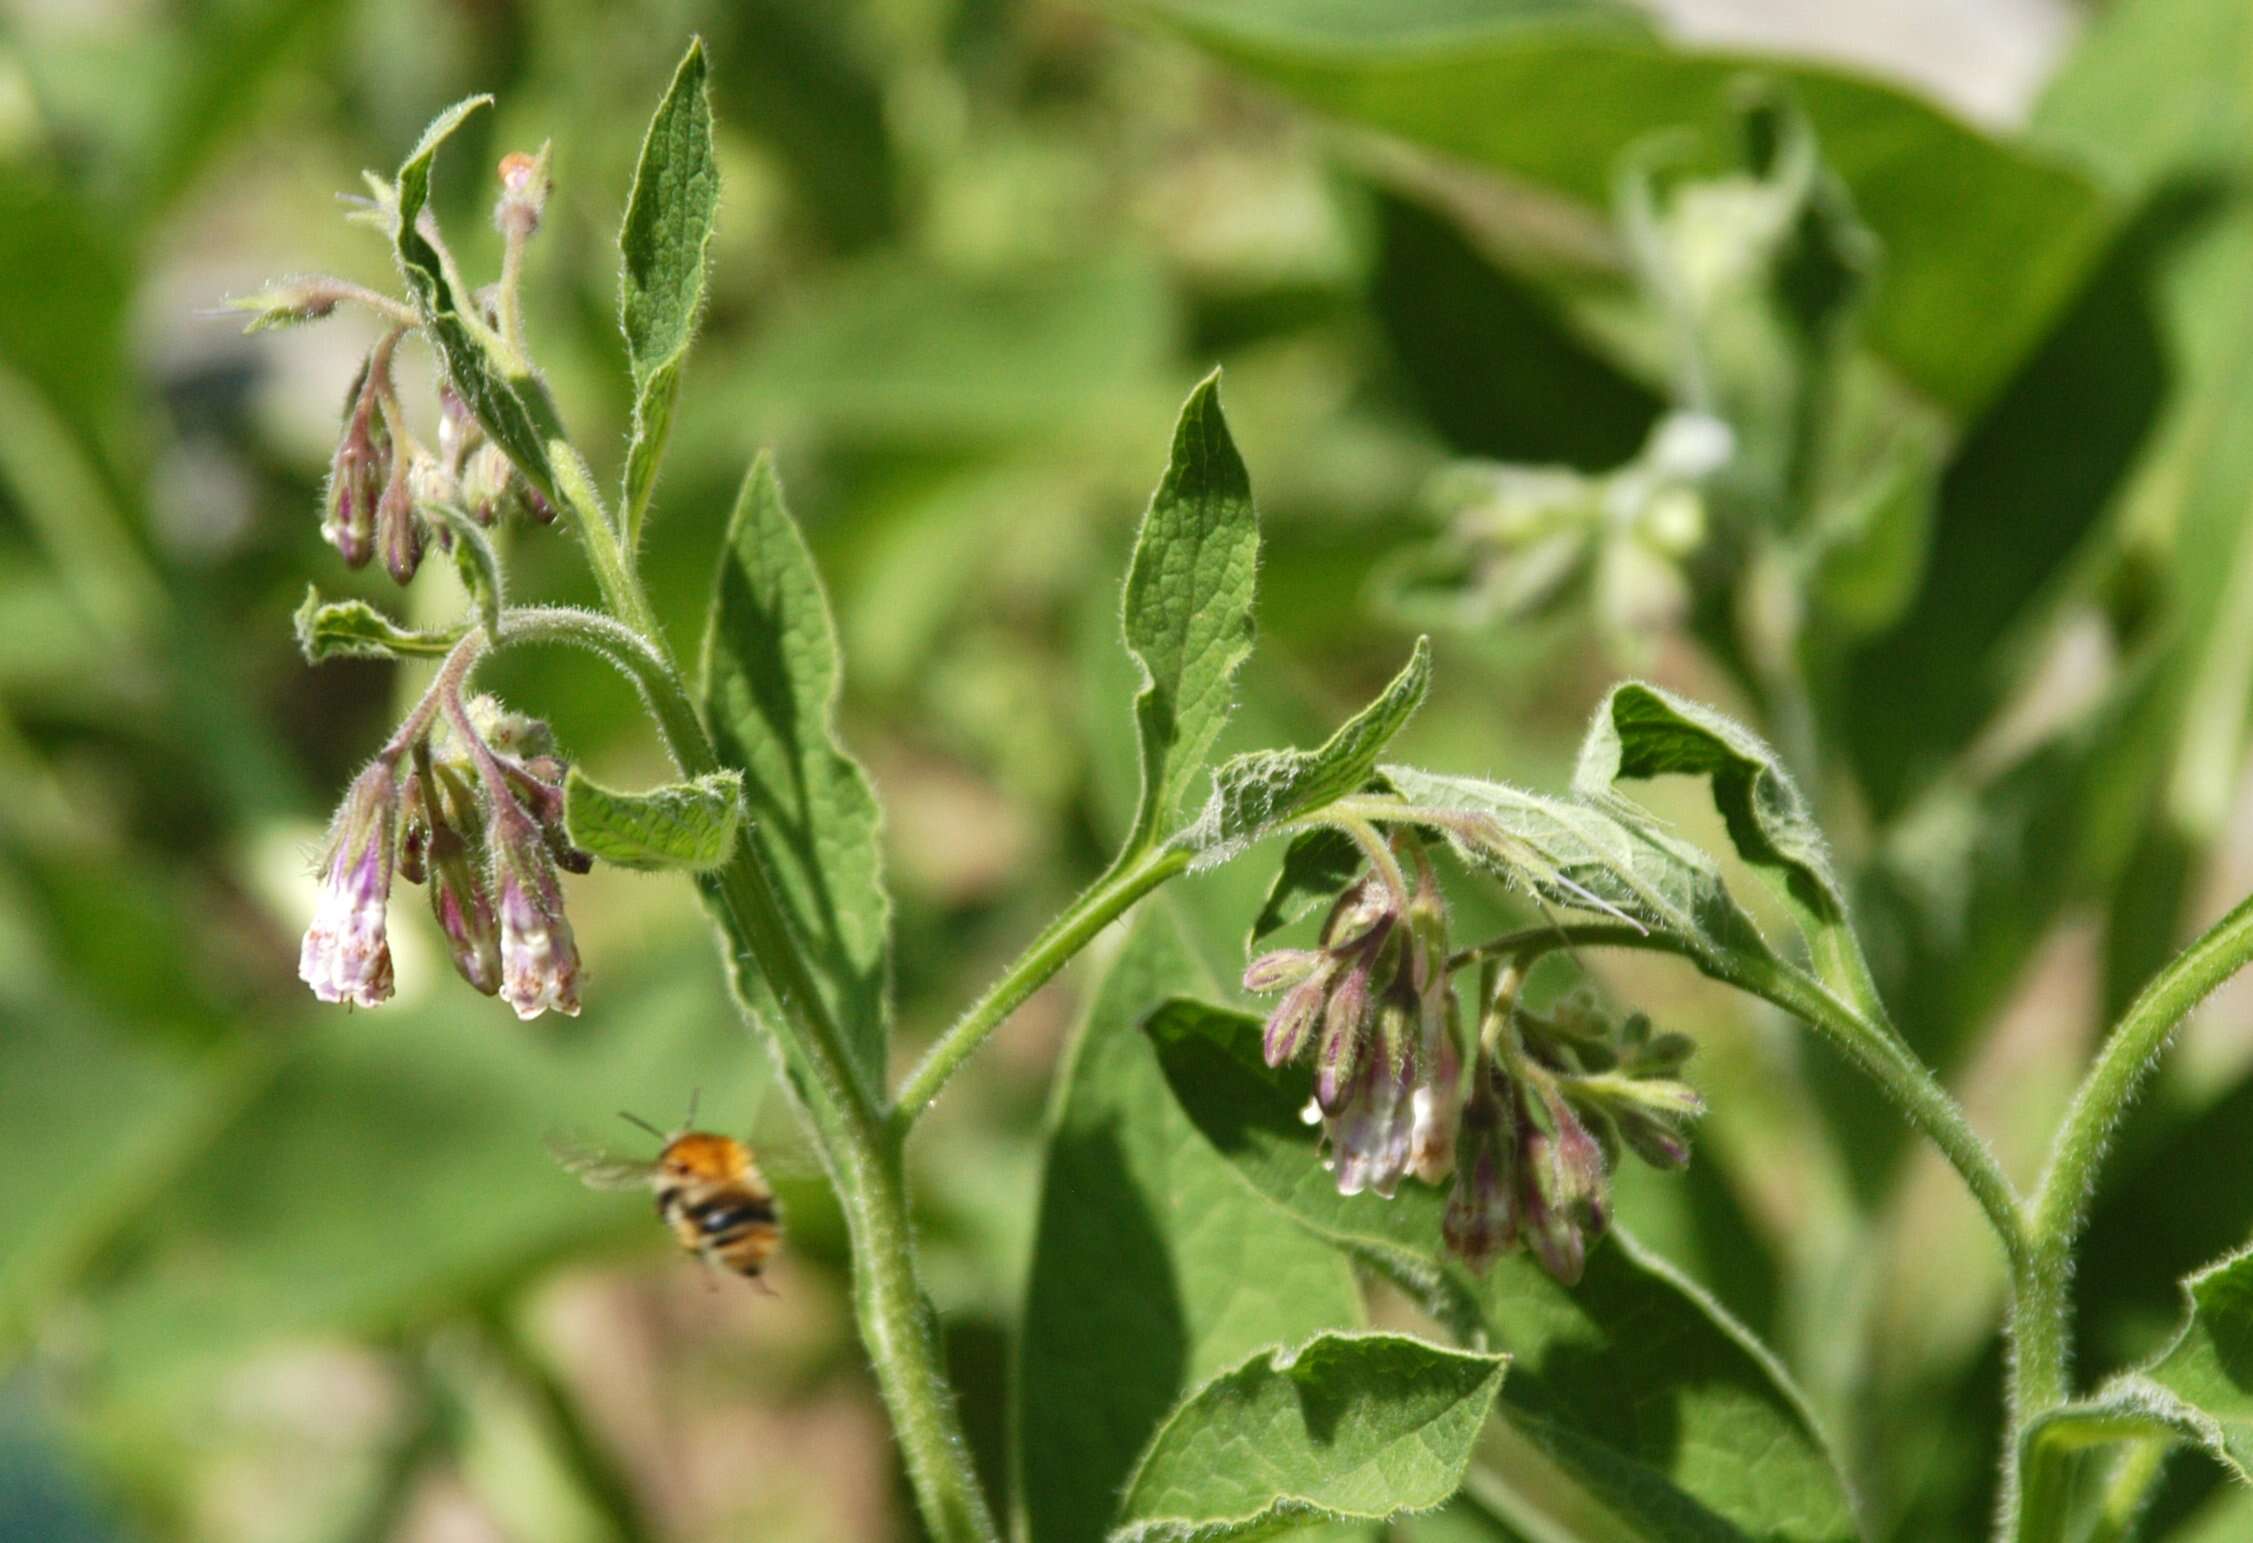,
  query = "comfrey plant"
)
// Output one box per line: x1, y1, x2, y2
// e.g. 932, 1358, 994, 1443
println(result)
243, 43, 2253, 1543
